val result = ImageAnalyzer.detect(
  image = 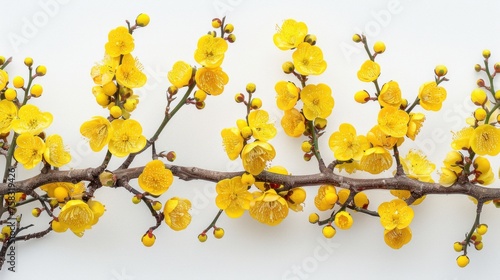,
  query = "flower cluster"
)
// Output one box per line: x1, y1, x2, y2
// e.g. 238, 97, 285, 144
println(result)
378, 199, 414, 249
274, 19, 334, 163
438, 51, 500, 191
